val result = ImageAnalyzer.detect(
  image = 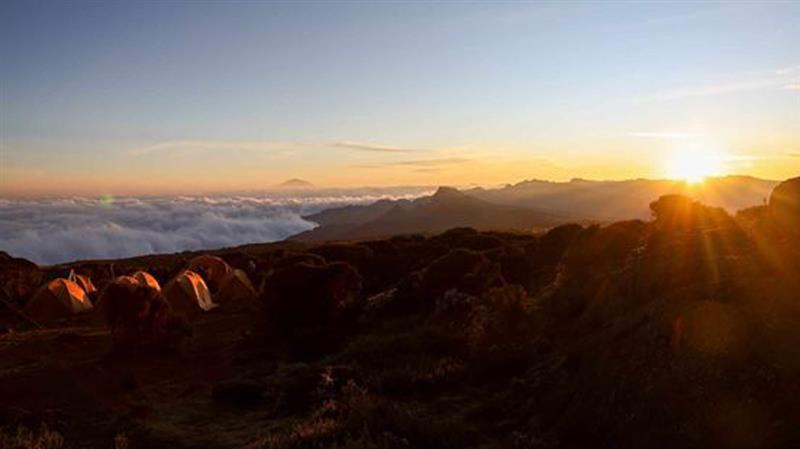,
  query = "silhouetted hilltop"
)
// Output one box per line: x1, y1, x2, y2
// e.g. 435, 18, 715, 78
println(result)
275, 178, 315, 189
294, 186, 578, 241
467, 175, 777, 220
298, 176, 778, 242
769, 175, 800, 233
305, 198, 414, 227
